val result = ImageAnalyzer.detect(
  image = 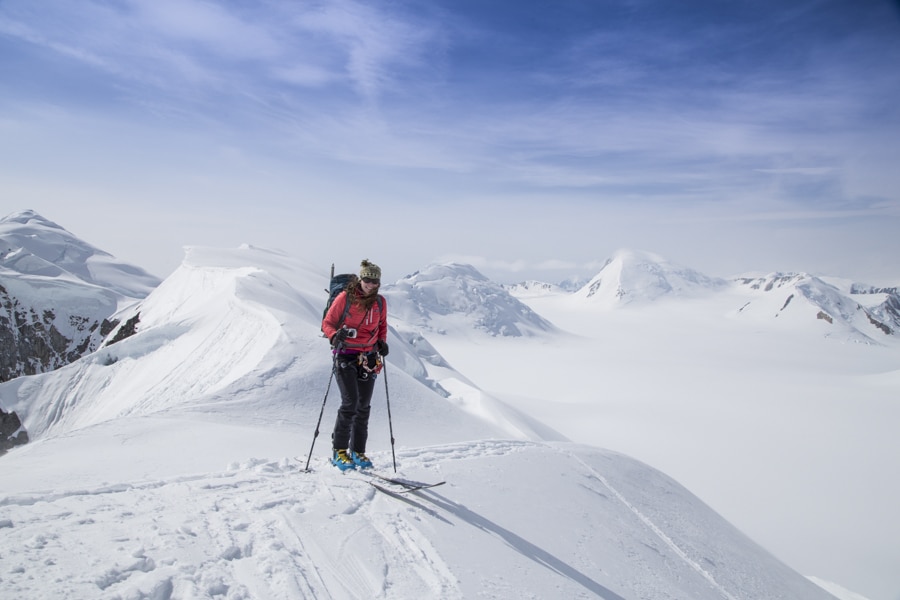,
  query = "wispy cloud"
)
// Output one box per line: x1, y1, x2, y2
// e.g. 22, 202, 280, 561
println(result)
130, 0, 281, 58
0, 0, 436, 104
290, 0, 436, 100
4, 0, 896, 197
2, 0, 899, 284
